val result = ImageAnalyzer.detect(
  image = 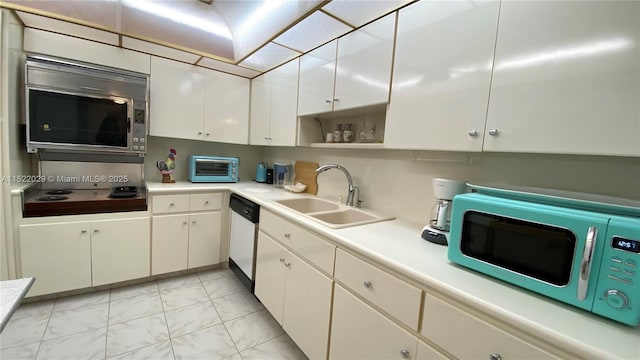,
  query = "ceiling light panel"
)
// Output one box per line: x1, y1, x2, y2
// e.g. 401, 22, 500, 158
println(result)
322, 0, 412, 27
213, 0, 323, 60
274, 11, 352, 53
121, 36, 201, 64
121, 0, 234, 60
16, 11, 119, 46
198, 57, 262, 78
238, 42, 300, 72
4, 0, 119, 29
